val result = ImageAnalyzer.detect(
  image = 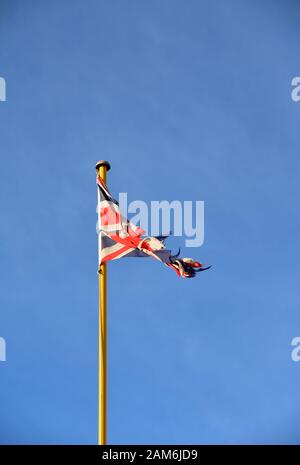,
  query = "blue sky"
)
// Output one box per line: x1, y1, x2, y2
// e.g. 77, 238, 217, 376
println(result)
1, 0, 300, 444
